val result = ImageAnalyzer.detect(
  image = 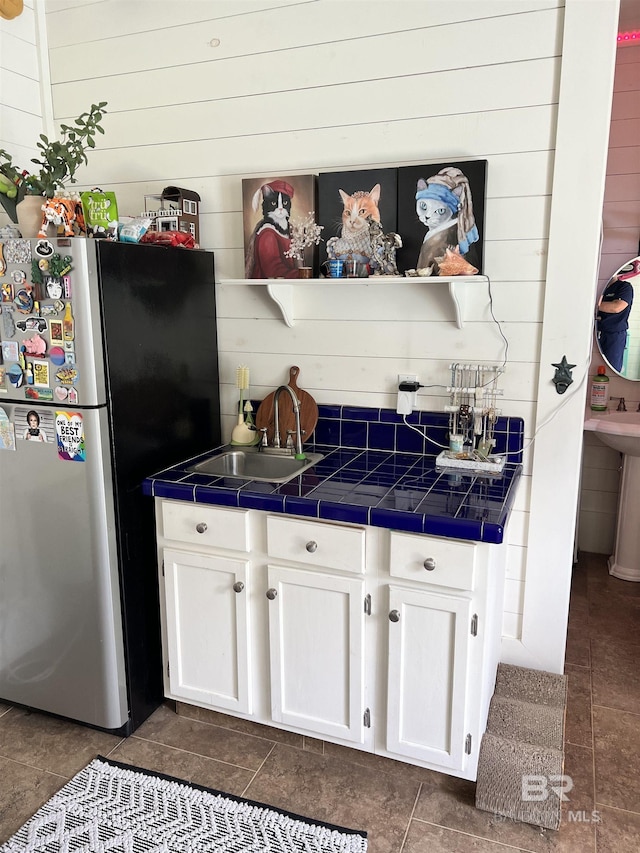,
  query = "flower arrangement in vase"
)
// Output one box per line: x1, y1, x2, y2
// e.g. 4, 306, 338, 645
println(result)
284, 211, 324, 277
0, 102, 107, 233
